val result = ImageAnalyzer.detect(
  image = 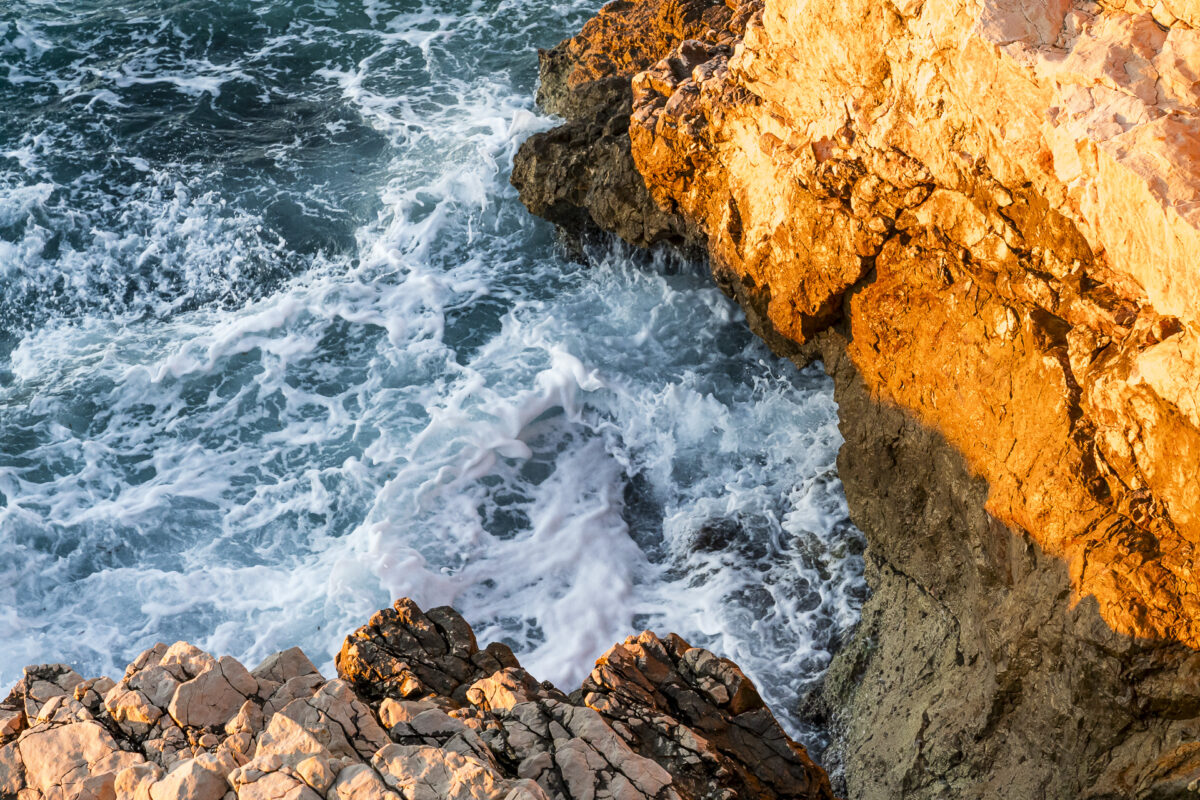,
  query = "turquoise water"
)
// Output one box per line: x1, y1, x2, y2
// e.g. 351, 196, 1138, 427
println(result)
0, 0, 864, 742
